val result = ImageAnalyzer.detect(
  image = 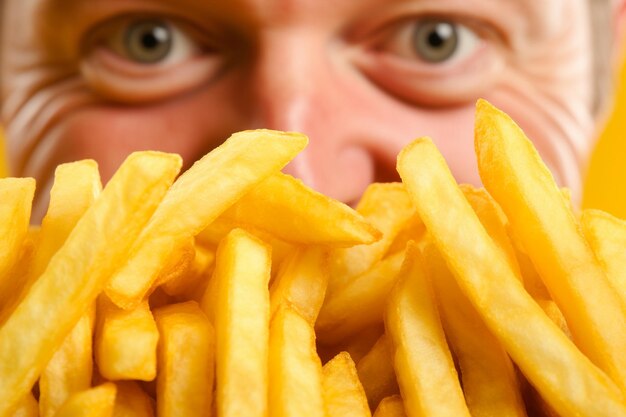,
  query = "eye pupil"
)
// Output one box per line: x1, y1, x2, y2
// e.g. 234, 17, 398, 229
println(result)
125, 20, 172, 64
414, 21, 458, 63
